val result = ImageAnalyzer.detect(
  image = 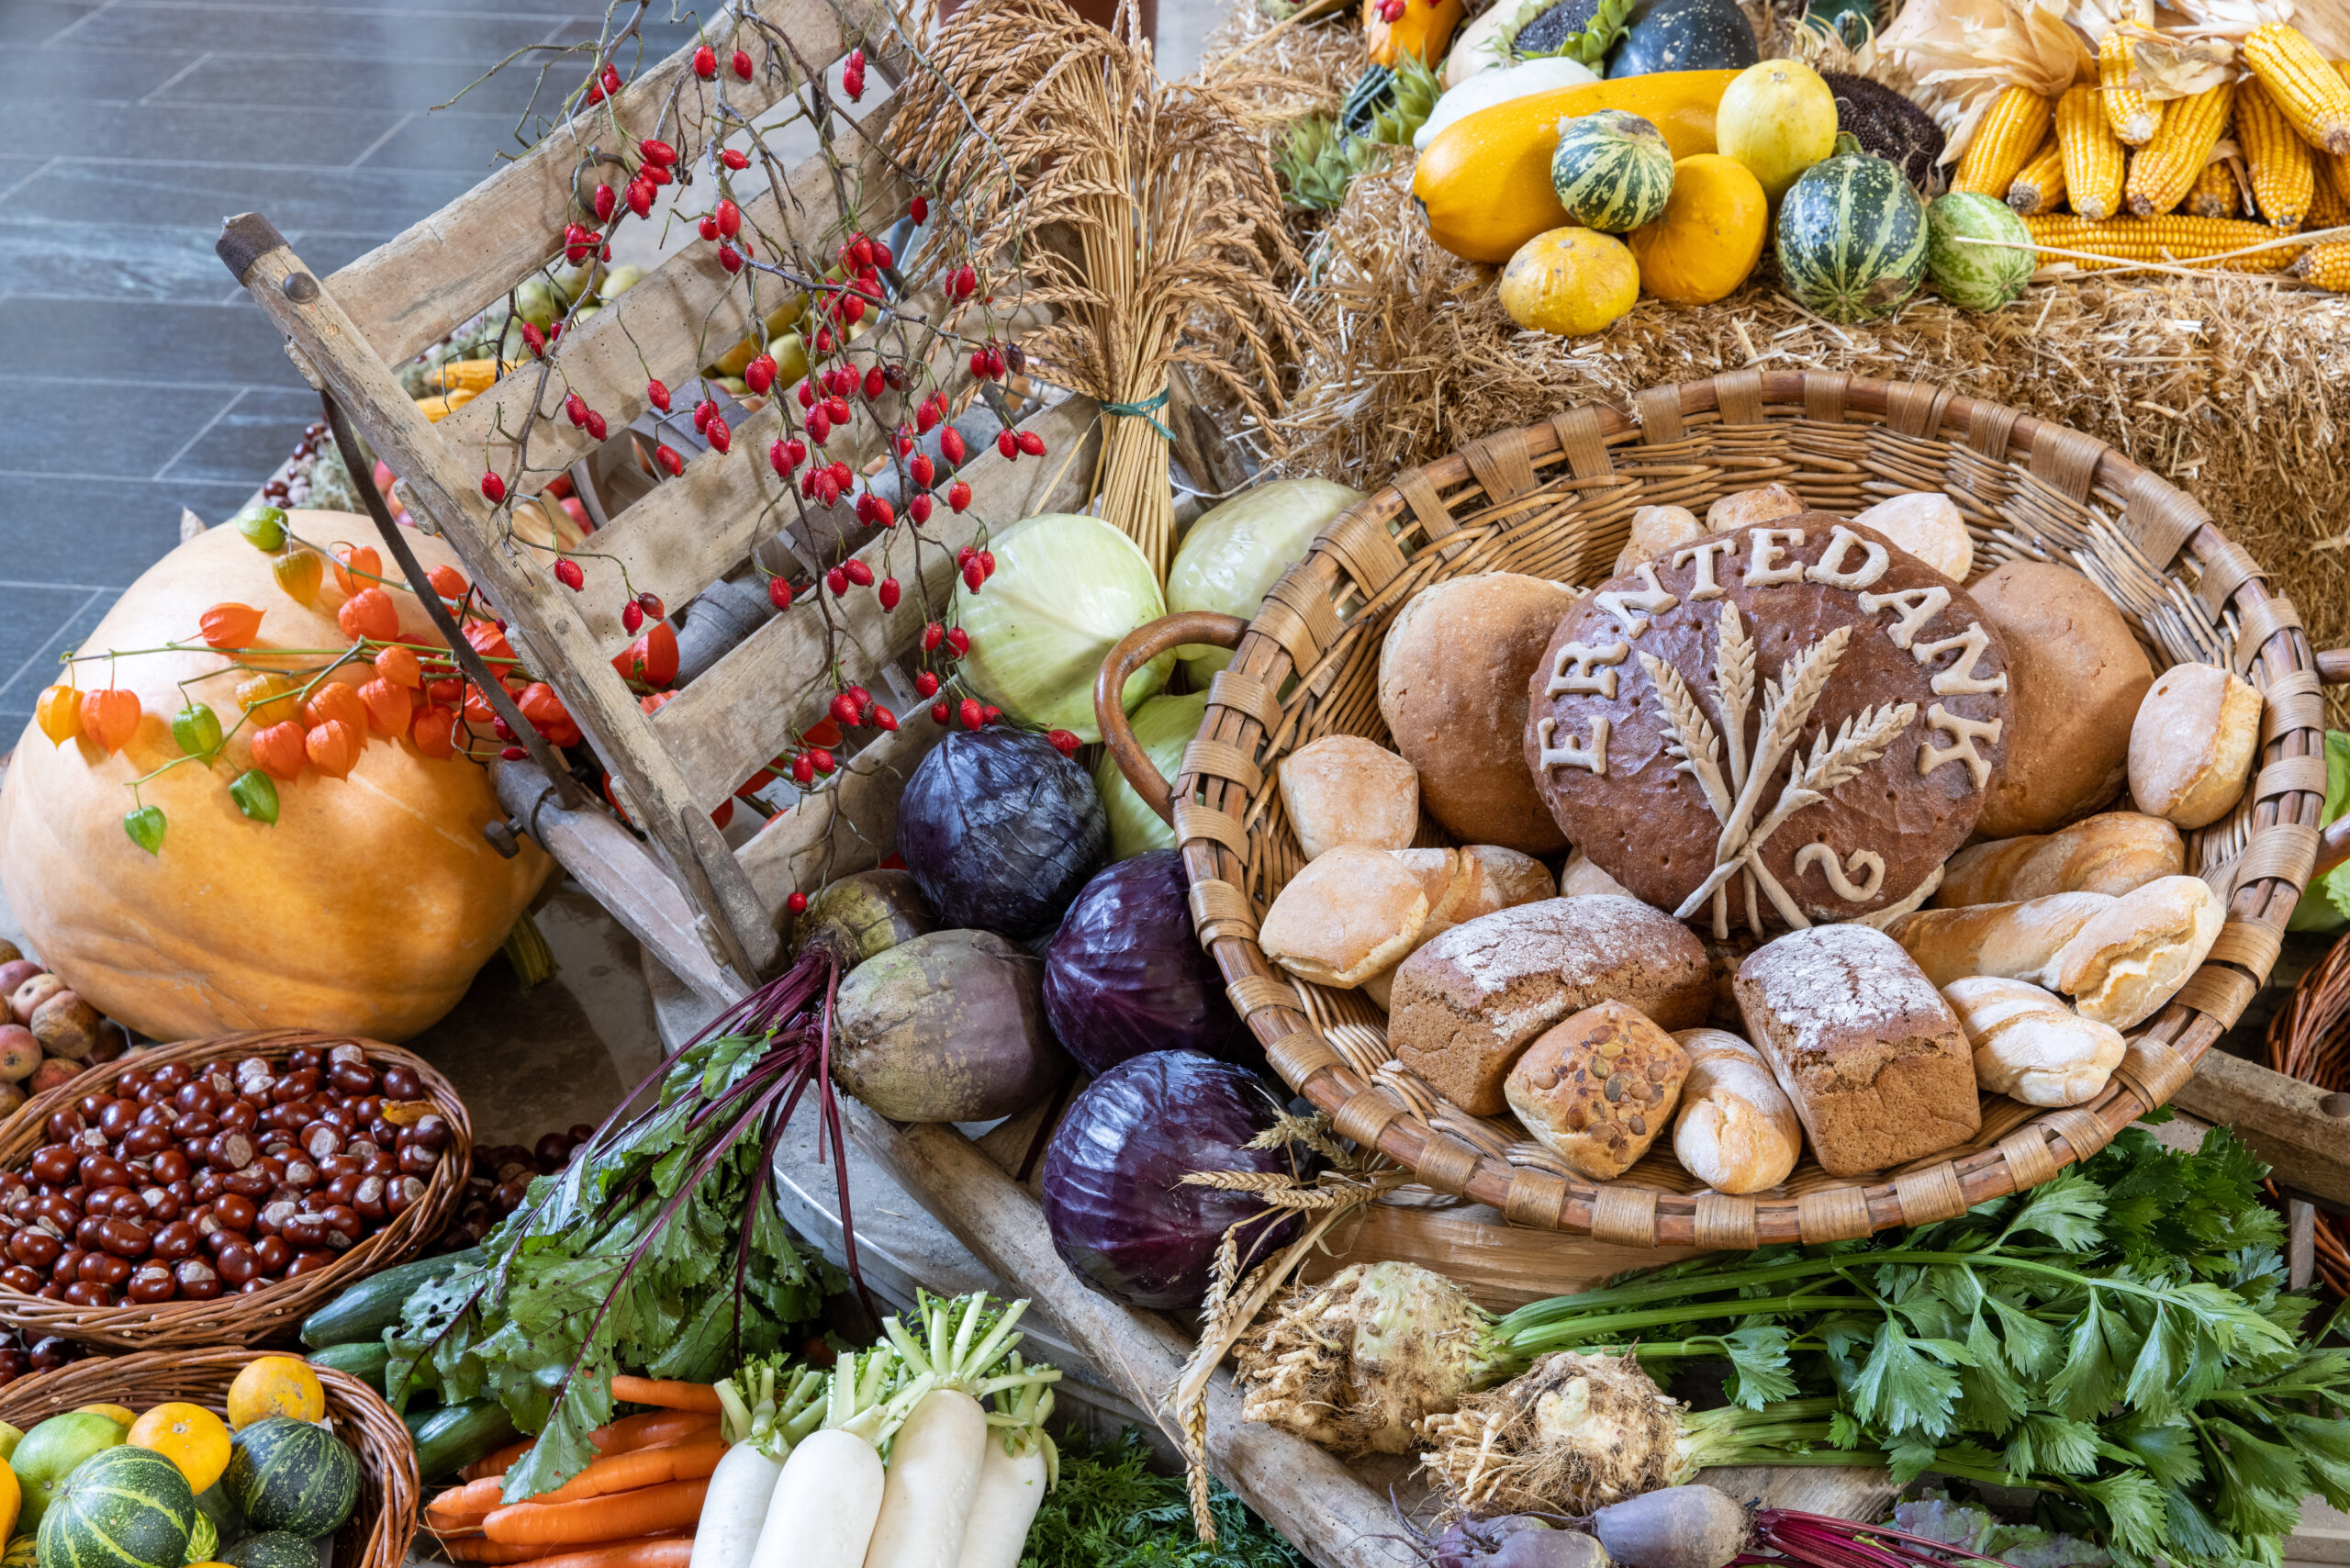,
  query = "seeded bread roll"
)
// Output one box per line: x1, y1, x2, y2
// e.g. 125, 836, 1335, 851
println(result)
1259, 845, 1428, 989
1732, 924, 1980, 1176
2128, 662, 2262, 829
1852, 493, 1973, 582
1942, 976, 2126, 1106
1968, 561, 2154, 836
1671, 1027, 1802, 1193
1936, 812, 2184, 905
1706, 483, 1806, 531
1505, 1001, 1691, 1178
1277, 735, 1420, 861
1613, 505, 1705, 577
1388, 896, 1712, 1116
1378, 572, 1582, 853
